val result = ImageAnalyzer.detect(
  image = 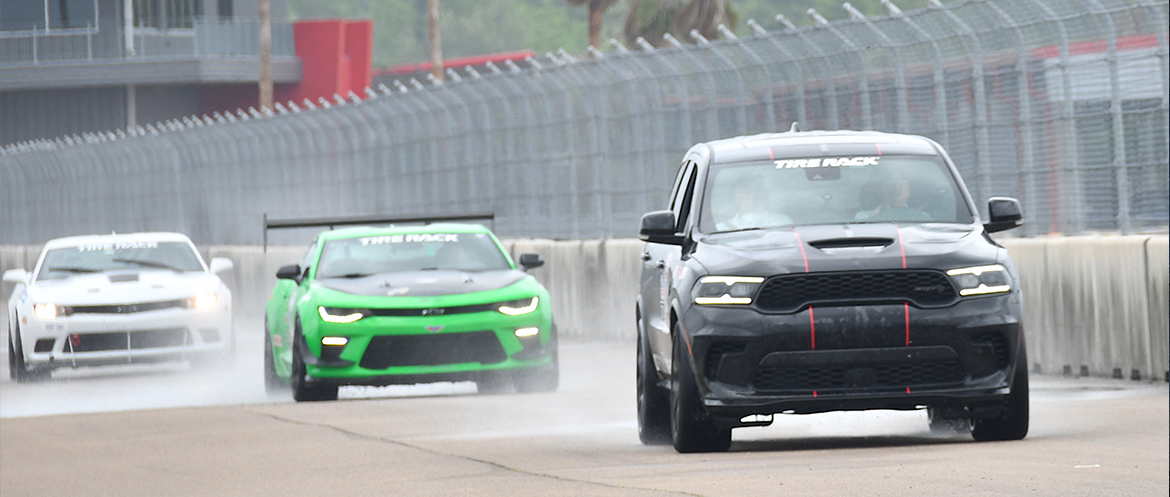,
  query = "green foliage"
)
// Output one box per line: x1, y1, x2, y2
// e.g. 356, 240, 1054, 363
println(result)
286, 0, 957, 67
734, 0, 955, 35
622, 0, 739, 47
